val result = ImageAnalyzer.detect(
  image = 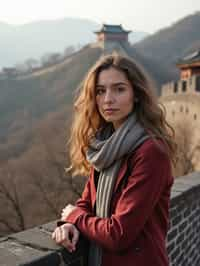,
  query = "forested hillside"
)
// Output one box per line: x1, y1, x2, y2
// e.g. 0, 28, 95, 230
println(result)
134, 11, 200, 77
